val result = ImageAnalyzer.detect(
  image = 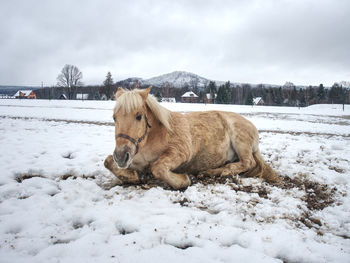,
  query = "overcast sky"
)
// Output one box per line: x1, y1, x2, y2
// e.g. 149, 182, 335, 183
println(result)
0, 0, 349, 86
